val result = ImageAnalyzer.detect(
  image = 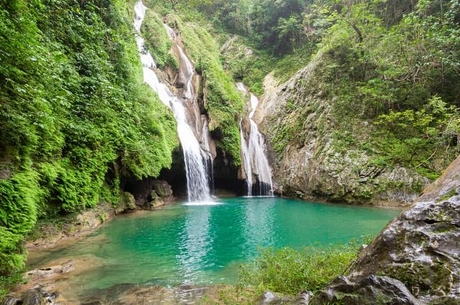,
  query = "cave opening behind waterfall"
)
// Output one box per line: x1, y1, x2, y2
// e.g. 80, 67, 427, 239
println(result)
159, 147, 247, 198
